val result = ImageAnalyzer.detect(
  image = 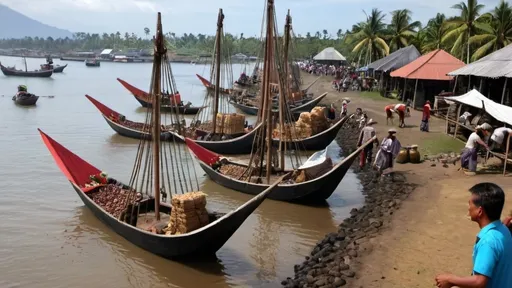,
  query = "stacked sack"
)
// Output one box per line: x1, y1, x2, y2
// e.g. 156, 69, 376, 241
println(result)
221, 113, 245, 135
309, 107, 330, 135
294, 112, 313, 138
165, 192, 209, 235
